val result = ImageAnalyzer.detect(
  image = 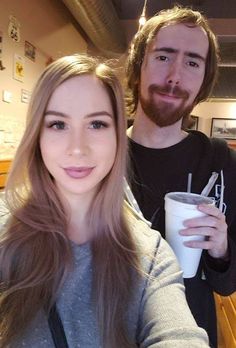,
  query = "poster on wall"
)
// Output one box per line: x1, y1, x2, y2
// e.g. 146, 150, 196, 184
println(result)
21, 89, 31, 103
25, 41, 36, 61
8, 15, 21, 42
13, 54, 24, 82
210, 118, 236, 140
